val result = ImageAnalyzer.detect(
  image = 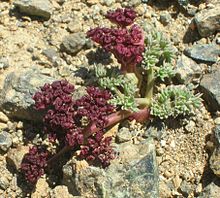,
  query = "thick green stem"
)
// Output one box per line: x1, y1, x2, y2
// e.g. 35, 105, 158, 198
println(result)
144, 67, 154, 105
135, 98, 151, 107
